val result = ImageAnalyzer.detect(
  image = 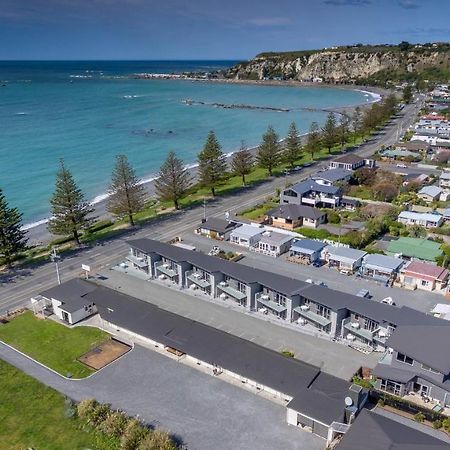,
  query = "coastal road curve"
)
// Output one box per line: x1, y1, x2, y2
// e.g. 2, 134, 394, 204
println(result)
0, 100, 421, 314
